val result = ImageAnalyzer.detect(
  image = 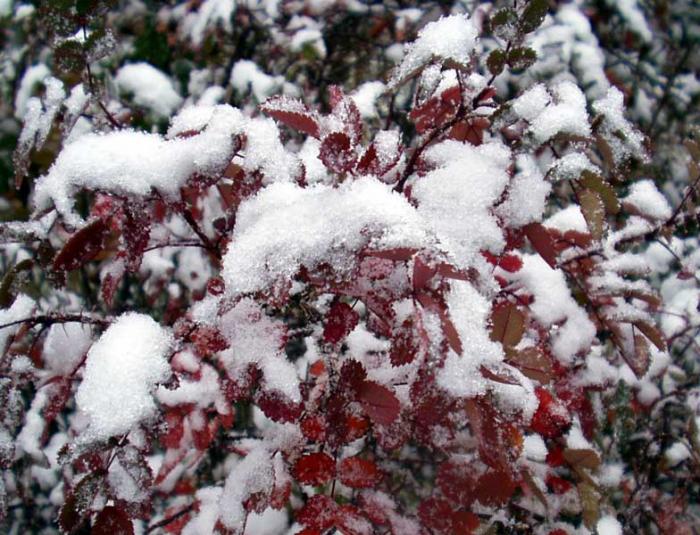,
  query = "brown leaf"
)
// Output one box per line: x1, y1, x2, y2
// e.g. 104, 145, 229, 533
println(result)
633, 319, 667, 351
506, 347, 553, 383
579, 171, 620, 215
490, 303, 526, 348
579, 188, 606, 241
578, 481, 600, 529
563, 448, 601, 470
